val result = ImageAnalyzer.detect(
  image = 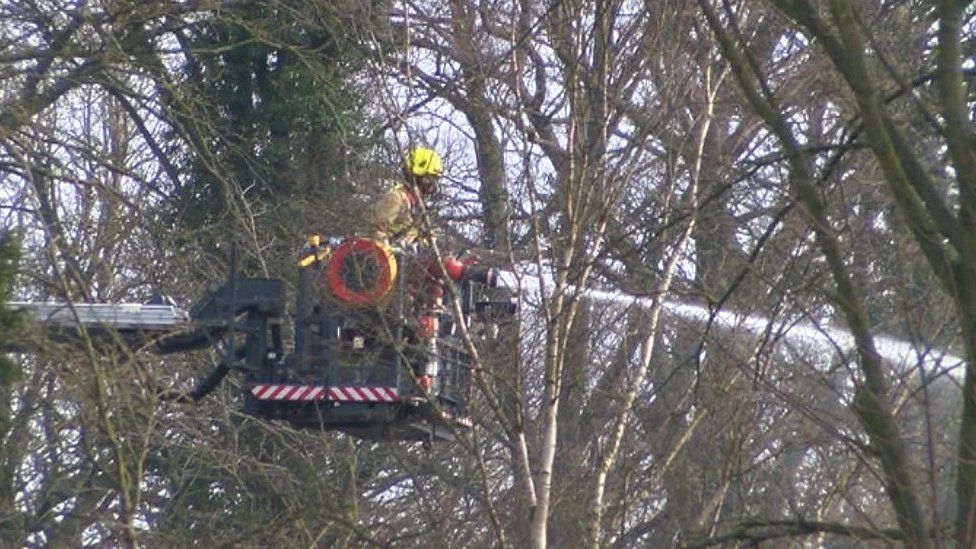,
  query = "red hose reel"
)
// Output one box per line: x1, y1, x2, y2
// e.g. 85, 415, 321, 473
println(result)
323, 238, 398, 307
